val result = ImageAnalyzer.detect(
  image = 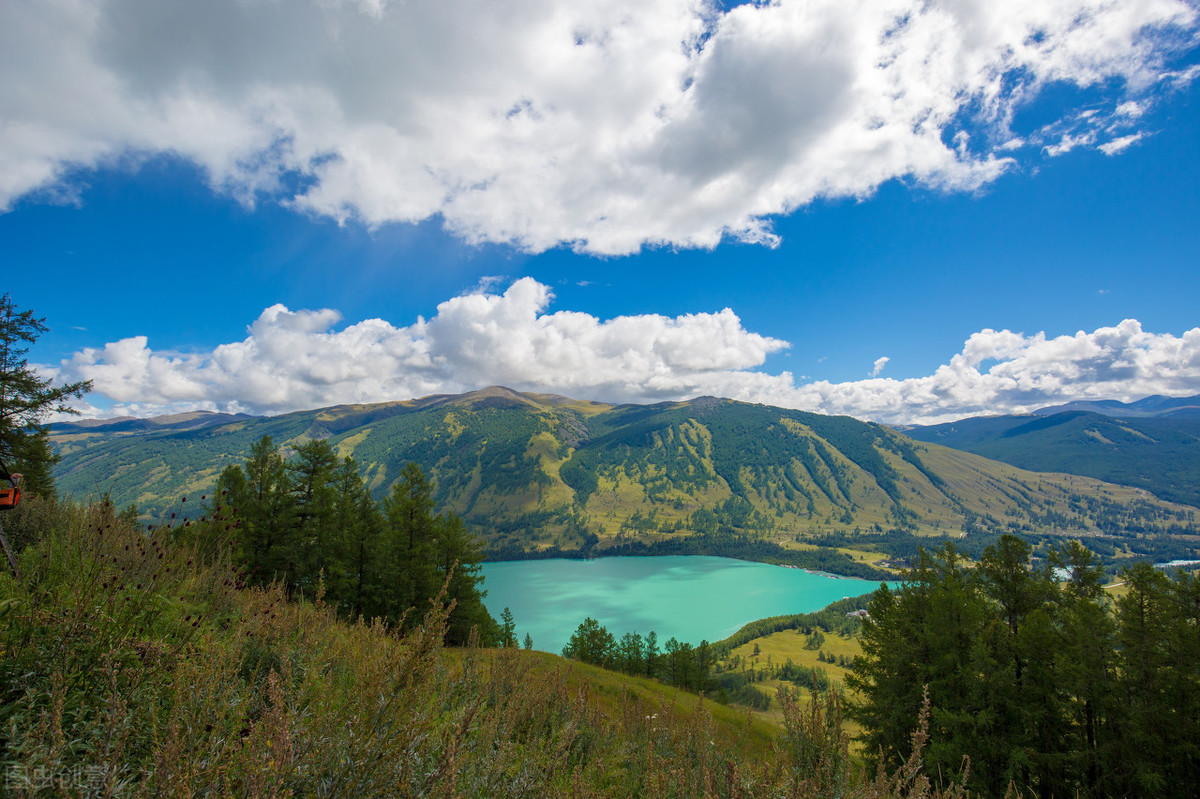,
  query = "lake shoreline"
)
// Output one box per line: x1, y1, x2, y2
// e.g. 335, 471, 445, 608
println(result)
483, 534, 894, 581
484, 554, 885, 585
